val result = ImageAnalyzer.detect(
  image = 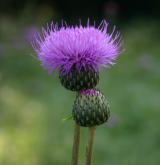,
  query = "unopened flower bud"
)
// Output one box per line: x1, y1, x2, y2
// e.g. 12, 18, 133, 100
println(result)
72, 89, 110, 127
